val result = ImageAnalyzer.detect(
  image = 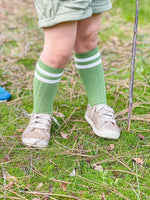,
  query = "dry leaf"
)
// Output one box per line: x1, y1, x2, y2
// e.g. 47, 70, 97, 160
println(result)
6, 172, 17, 181
0, 155, 10, 162
43, 197, 48, 200
78, 191, 84, 195
16, 129, 24, 132
70, 78, 74, 84
106, 85, 111, 90
138, 134, 145, 140
109, 144, 115, 151
53, 111, 65, 118
92, 163, 103, 171
132, 157, 143, 165
101, 192, 106, 200
60, 132, 69, 139
14, 132, 22, 143
27, 183, 31, 188
70, 168, 76, 176
5, 181, 14, 189
43, 187, 53, 200
112, 36, 120, 46
36, 182, 43, 190
60, 182, 68, 191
